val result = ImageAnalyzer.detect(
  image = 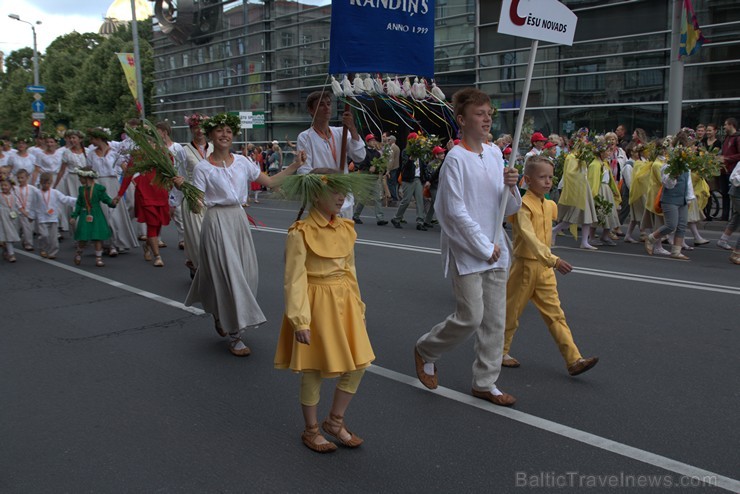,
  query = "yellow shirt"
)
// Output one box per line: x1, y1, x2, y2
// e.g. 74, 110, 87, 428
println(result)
283, 207, 364, 331
510, 192, 559, 268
